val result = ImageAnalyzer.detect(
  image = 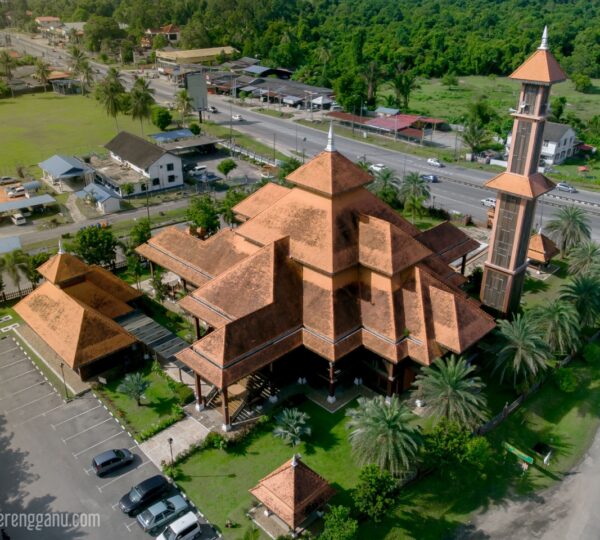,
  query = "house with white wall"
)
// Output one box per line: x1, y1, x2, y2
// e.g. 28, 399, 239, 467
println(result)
506, 121, 576, 165
100, 131, 183, 196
